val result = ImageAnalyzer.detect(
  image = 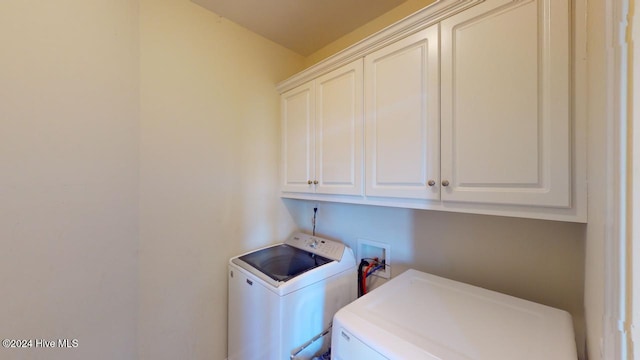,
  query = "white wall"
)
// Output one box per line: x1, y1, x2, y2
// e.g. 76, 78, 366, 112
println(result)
138, 0, 303, 359
0, 1, 139, 360
285, 200, 587, 357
